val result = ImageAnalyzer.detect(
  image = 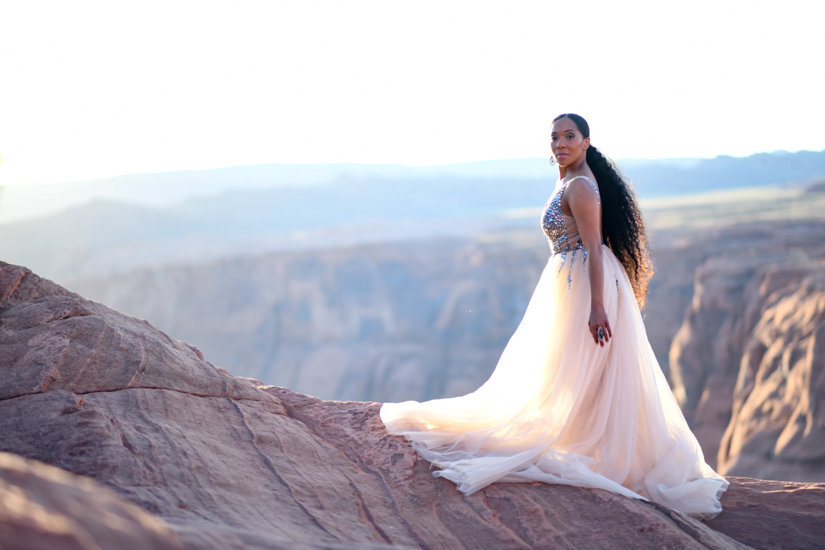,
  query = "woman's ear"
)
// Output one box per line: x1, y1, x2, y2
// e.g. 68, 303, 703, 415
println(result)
583, 136, 591, 149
